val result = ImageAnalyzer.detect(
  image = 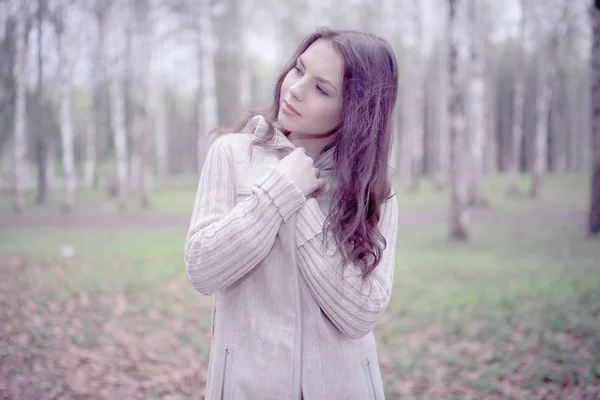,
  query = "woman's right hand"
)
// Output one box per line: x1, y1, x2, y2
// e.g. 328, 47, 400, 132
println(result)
277, 147, 326, 197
